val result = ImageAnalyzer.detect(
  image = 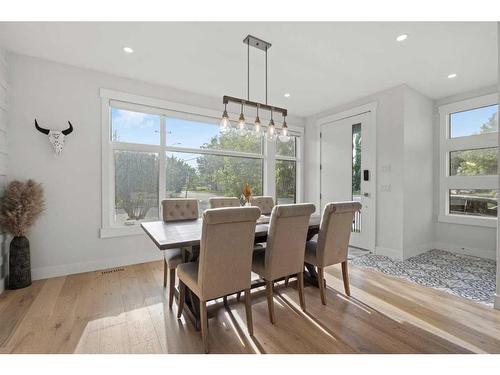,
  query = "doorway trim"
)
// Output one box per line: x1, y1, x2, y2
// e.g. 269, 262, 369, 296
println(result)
316, 102, 377, 253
